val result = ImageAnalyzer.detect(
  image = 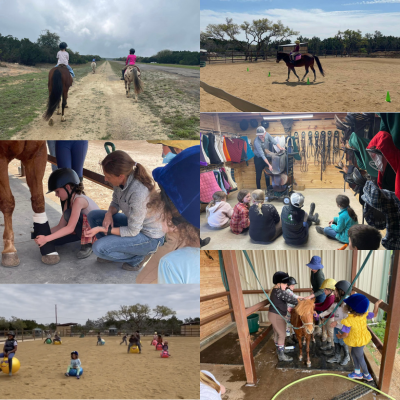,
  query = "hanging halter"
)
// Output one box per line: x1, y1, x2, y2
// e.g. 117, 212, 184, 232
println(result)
314, 131, 320, 165
300, 132, 308, 172
307, 131, 314, 158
